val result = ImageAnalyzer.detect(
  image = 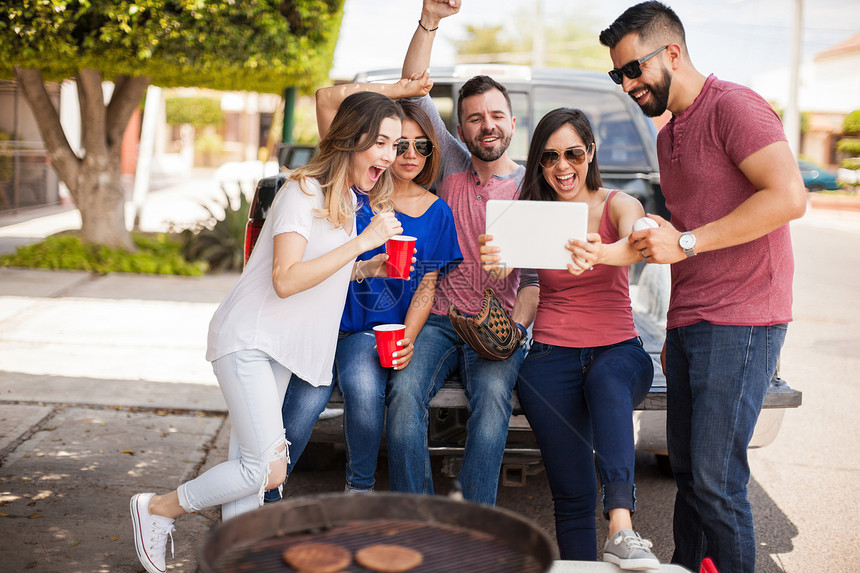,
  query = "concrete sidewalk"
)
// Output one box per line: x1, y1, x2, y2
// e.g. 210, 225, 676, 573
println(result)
0, 267, 238, 572
0, 167, 283, 572
0, 268, 696, 572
